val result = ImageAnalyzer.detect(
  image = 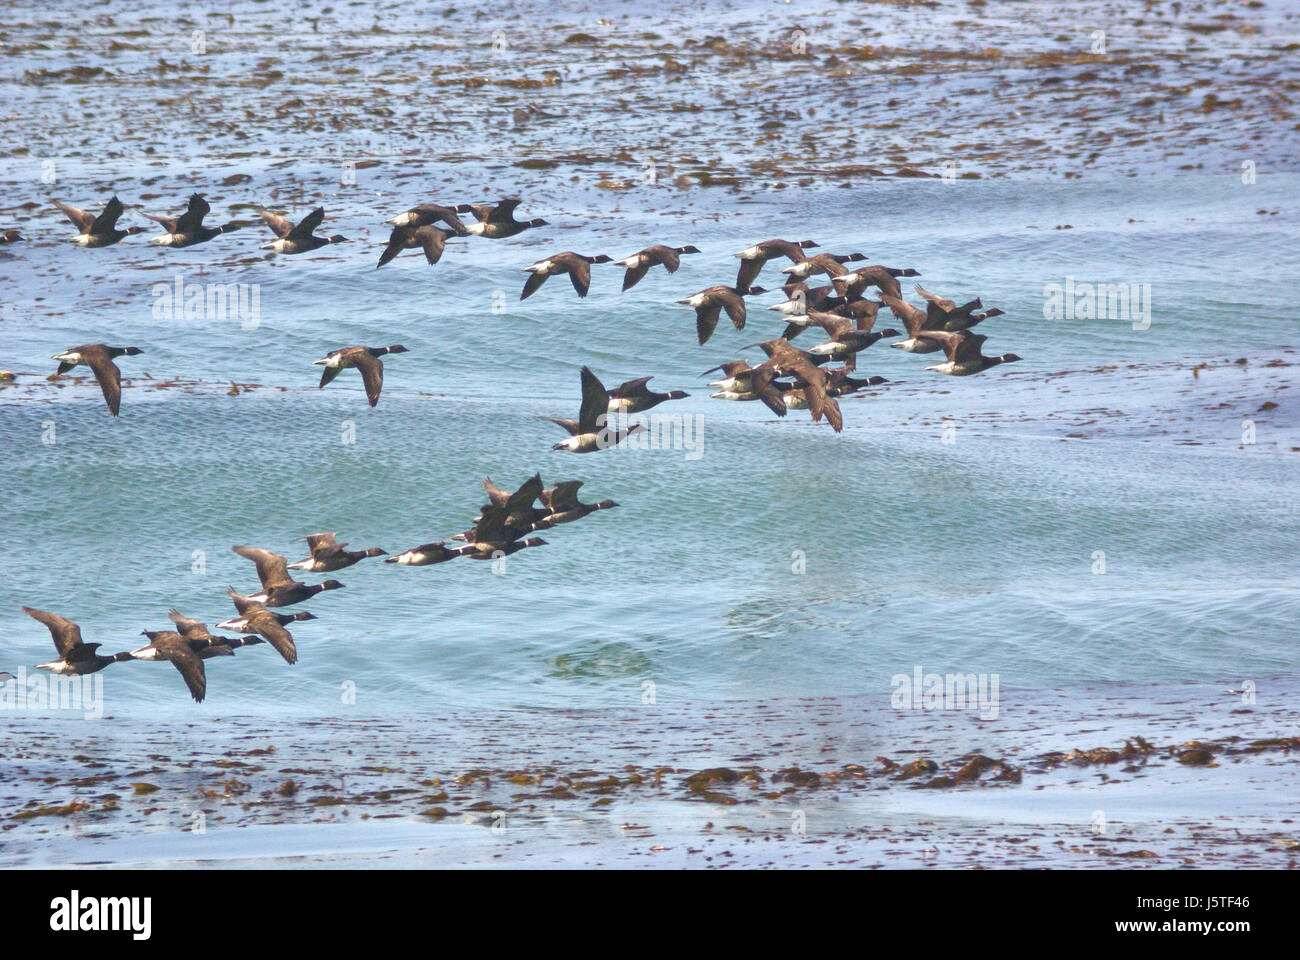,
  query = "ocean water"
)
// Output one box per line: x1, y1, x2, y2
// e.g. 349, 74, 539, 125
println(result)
0, 0, 1298, 866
